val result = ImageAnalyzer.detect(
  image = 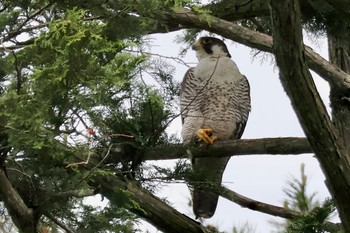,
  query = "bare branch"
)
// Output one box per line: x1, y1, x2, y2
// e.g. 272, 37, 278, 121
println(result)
141, 137, 312, 161
221, 186, 299, 218
82, 144, 113, 180
49, 189, 95, 199
219, 186, 342, 231
44, 212, 75, 233
1, 1, 52, 43
157, 8, 350, 91
124, 49, 194, 68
